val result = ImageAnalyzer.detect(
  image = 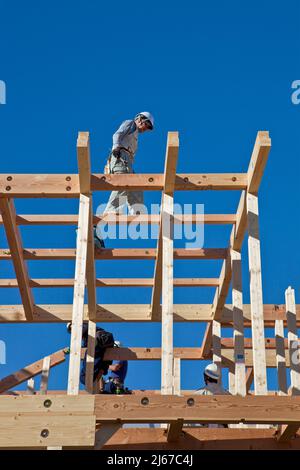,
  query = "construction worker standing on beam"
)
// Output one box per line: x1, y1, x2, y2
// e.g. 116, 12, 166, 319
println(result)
94, 112, 154, 249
